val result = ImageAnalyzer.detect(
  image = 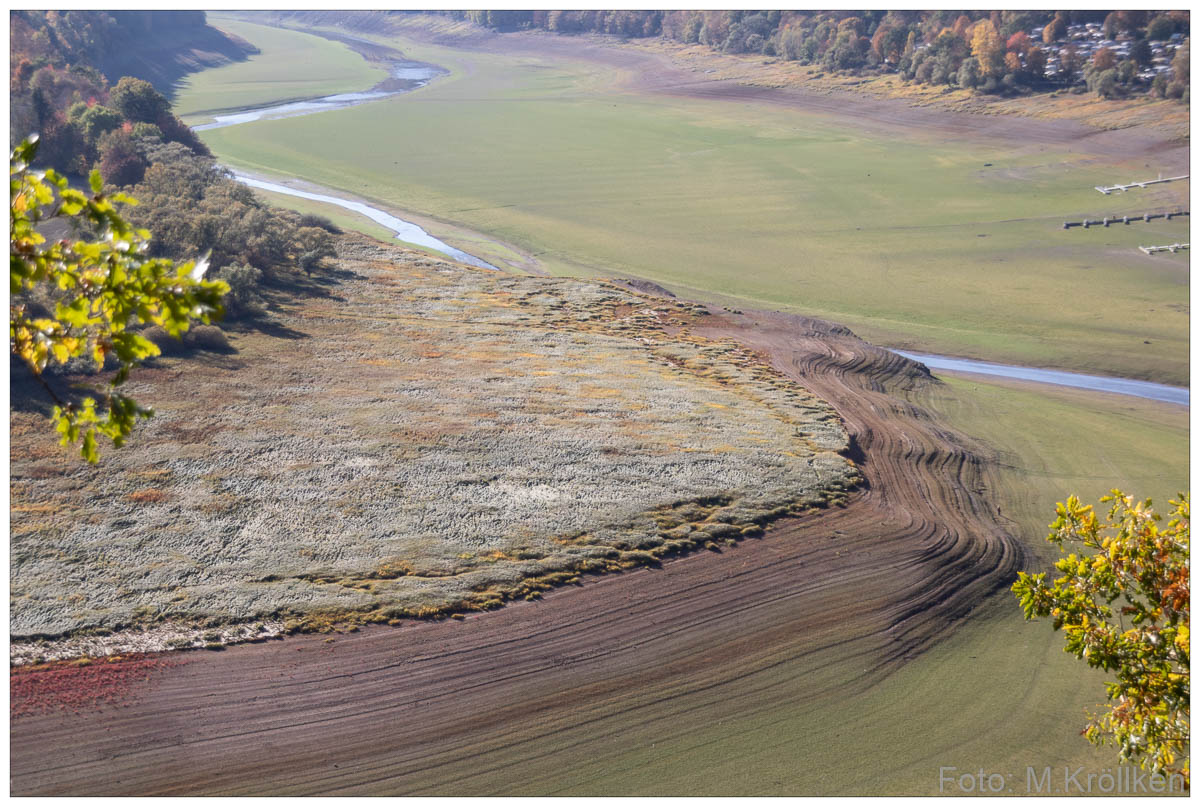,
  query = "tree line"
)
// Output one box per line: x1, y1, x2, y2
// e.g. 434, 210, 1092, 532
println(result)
448, 10, 1190, 103
10, 11, 339, 324
10, 10, 346, 459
